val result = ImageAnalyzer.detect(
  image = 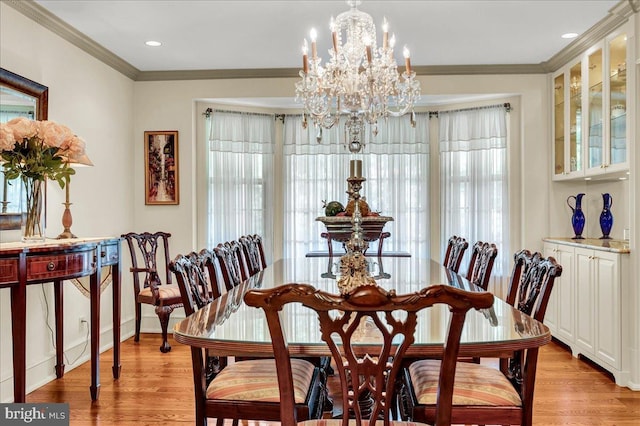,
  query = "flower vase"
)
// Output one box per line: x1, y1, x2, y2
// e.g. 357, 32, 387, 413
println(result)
21, 176, 46, 241
599, 193, 613, 239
